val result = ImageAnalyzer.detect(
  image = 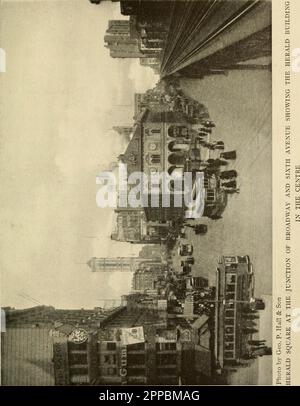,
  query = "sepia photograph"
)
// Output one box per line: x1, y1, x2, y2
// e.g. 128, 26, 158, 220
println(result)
0, 0, 273, 386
